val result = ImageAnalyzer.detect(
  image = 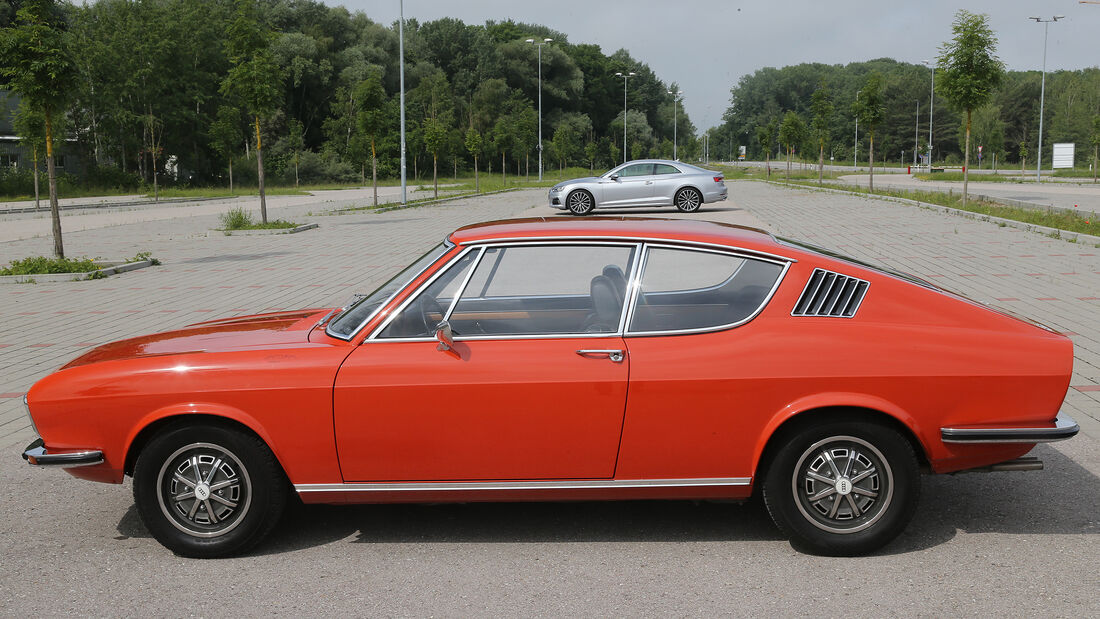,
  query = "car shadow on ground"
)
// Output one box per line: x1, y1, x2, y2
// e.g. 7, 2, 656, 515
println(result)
179, 251, 294, 264
548, 206, 744, 217
114, 444, 1098, 557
